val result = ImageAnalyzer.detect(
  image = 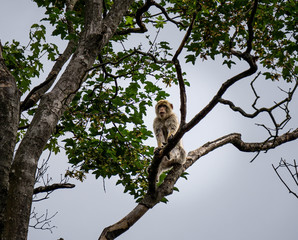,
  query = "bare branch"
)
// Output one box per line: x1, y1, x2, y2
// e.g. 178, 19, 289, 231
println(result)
186, 129, 298, 167
272, 159, 298, 198
219, 77, 298, 137
33, 153, 75, 201
29, 208, 57, 233
33, 183, 75, 195
184, 57, 258, 133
